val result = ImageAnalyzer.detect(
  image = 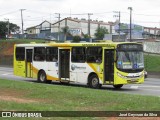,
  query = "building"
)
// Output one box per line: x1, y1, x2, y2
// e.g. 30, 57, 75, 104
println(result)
114, 23, 144, 39
144, 27, 160, 37
25, 17, 115, 40
51, 17, 115, 37
26, 20, 51, 34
